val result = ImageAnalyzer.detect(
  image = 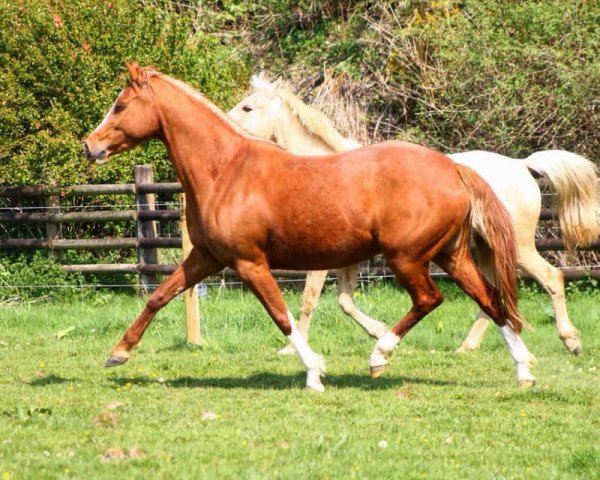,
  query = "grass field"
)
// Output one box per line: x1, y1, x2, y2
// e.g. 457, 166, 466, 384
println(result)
0, 281, 599, 479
